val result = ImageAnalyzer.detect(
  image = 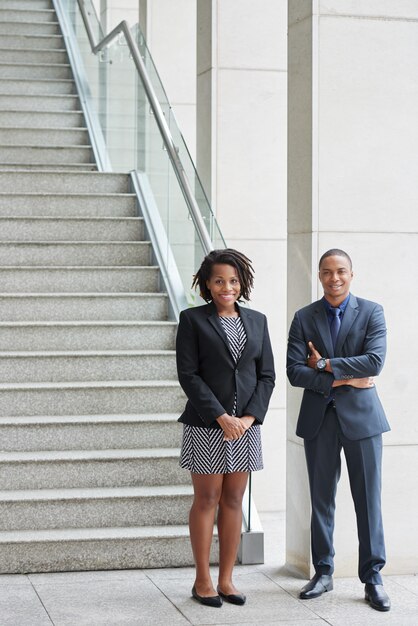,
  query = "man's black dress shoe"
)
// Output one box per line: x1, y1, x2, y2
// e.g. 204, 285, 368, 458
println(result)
299, 574, 333, 599
191, 585, 223, 607
217, 586, 246, 605
365, 583, 391, 612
